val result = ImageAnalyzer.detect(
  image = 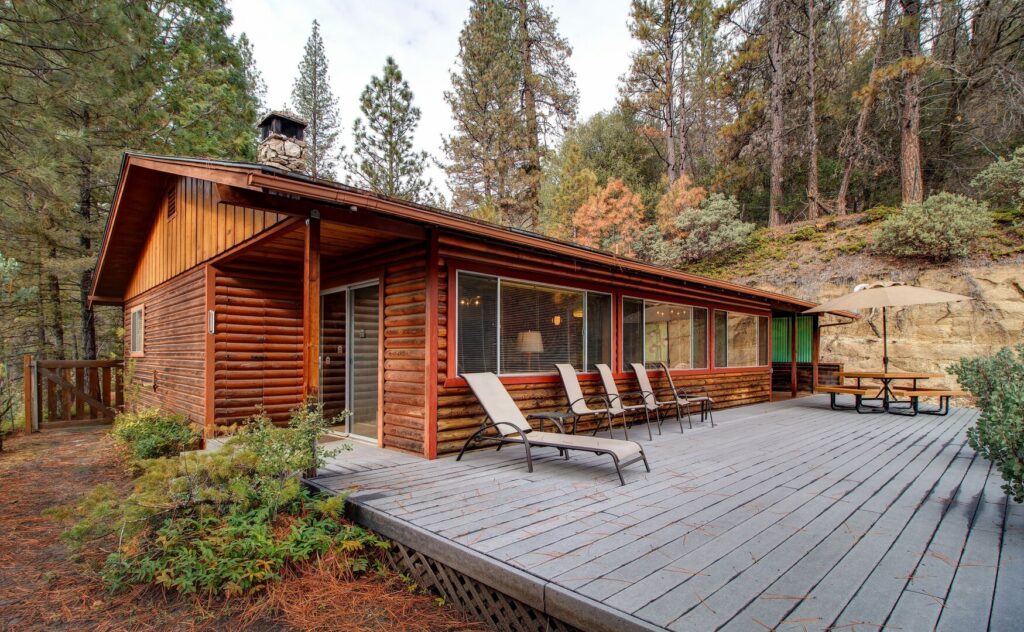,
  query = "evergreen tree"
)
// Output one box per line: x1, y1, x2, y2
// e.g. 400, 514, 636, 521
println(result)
345, 57, 438, 204
443, 0, 526, 225
540, 141, 598, 239
573, 179, 645, 256
0, 0, 263, 362
510, 0, 578, 226
291, 20, 342, 179
445, 0, 576, 228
